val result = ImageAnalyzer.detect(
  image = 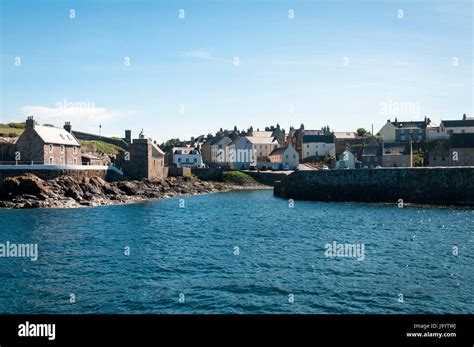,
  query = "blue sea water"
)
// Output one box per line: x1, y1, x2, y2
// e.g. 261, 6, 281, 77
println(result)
0, 189, 472, 314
